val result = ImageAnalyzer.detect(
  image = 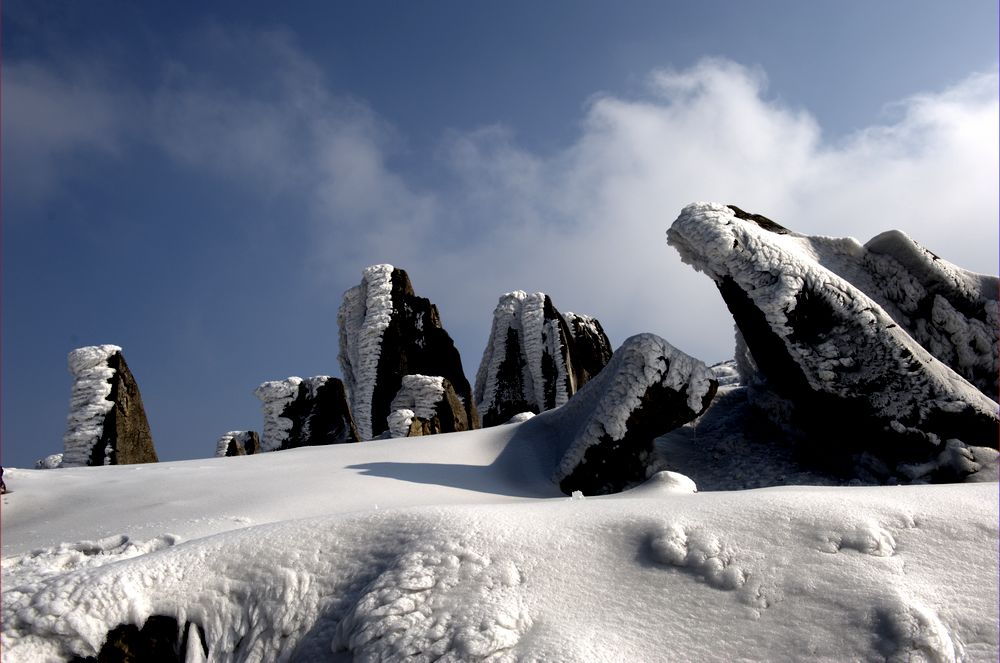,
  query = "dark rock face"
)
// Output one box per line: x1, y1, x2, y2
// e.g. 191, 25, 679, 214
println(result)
69, 615, 207, 663
475, 291, 613, 428
387, 375, 470, 438
63, 346, 158, 467
254, 377, 359, 451
216, 431, 261, 457
543, 333, 717, 496
338, 265, 478, 439
668, 202, 999, 483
